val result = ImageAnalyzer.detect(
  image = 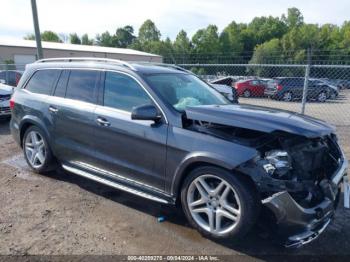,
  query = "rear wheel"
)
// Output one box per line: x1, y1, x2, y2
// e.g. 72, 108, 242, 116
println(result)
23, 126, 55, 174
242, 90, 251, 98
181, 166, 260, 240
